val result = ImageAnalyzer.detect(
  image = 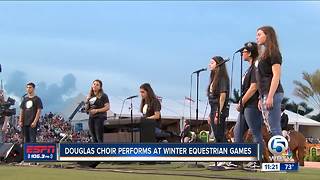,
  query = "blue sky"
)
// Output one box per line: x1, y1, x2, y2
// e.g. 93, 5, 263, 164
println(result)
0, 1, 319, 115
